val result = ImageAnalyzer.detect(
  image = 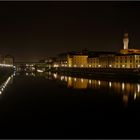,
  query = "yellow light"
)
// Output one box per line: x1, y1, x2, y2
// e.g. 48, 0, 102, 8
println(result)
122, 82, 125, 90
53, 73, 57, 79
61, 76, 64, 81
134, 93, 137, 100
68, 77, 71, 81
53, 64, 59, 67
98, 80, 101, 85
37, 69, 43, 73
89, 80, 91, 84
109, 82, 112, 87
